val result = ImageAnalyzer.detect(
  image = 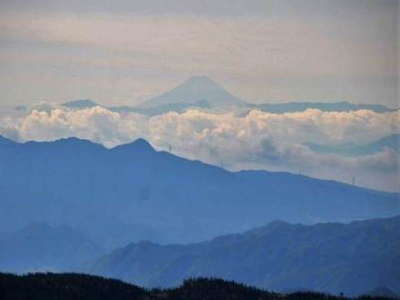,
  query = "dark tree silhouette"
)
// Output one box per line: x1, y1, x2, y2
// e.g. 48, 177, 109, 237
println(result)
0, 273, 396, 300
